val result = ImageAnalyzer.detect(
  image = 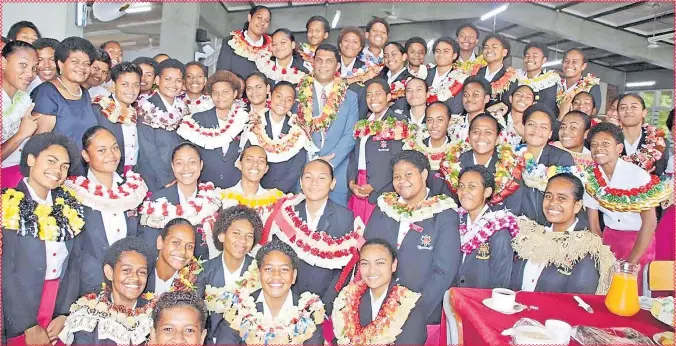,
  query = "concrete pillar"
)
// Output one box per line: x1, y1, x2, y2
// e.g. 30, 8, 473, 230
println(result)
2, 3, 83, 40
159, 3, 199, 64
